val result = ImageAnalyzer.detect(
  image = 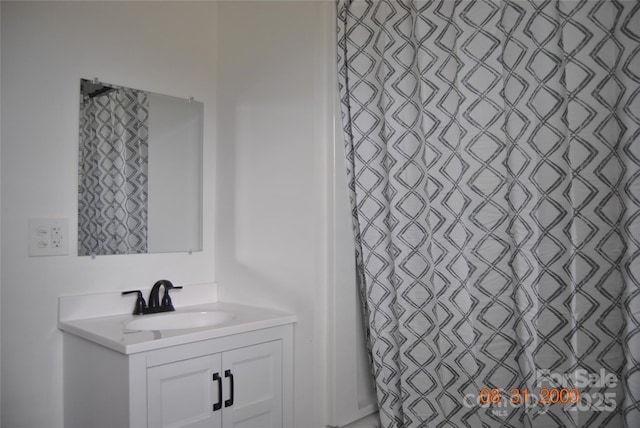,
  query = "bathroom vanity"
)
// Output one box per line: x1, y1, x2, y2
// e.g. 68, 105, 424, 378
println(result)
58, 285, 295, 428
